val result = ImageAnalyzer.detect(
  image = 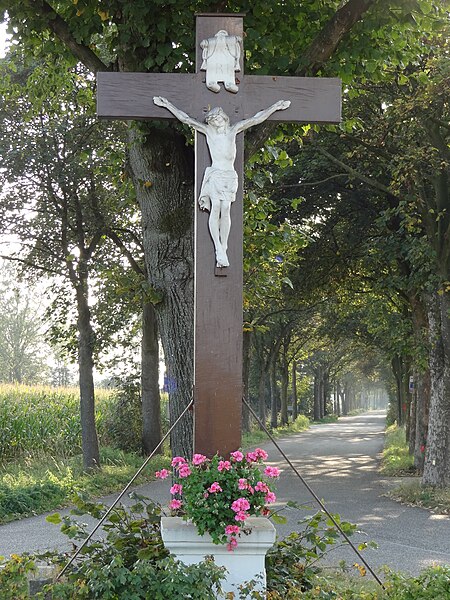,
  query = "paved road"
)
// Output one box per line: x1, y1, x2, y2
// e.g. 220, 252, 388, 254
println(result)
1, 411, 449, 576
